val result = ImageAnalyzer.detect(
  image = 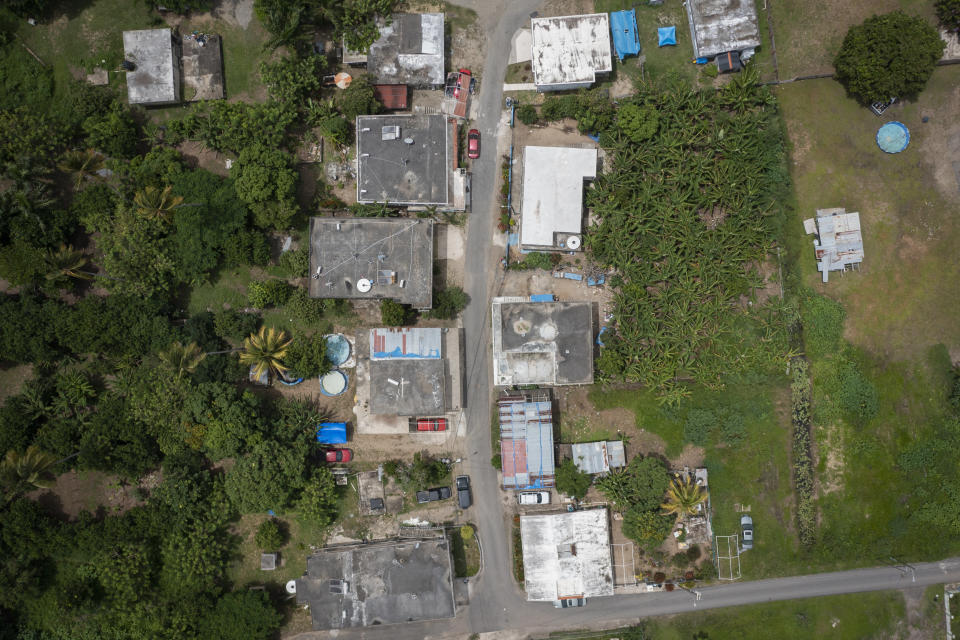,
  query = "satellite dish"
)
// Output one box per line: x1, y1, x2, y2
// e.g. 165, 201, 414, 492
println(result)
357, 278, 372, 293
566, 235, 582, 250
